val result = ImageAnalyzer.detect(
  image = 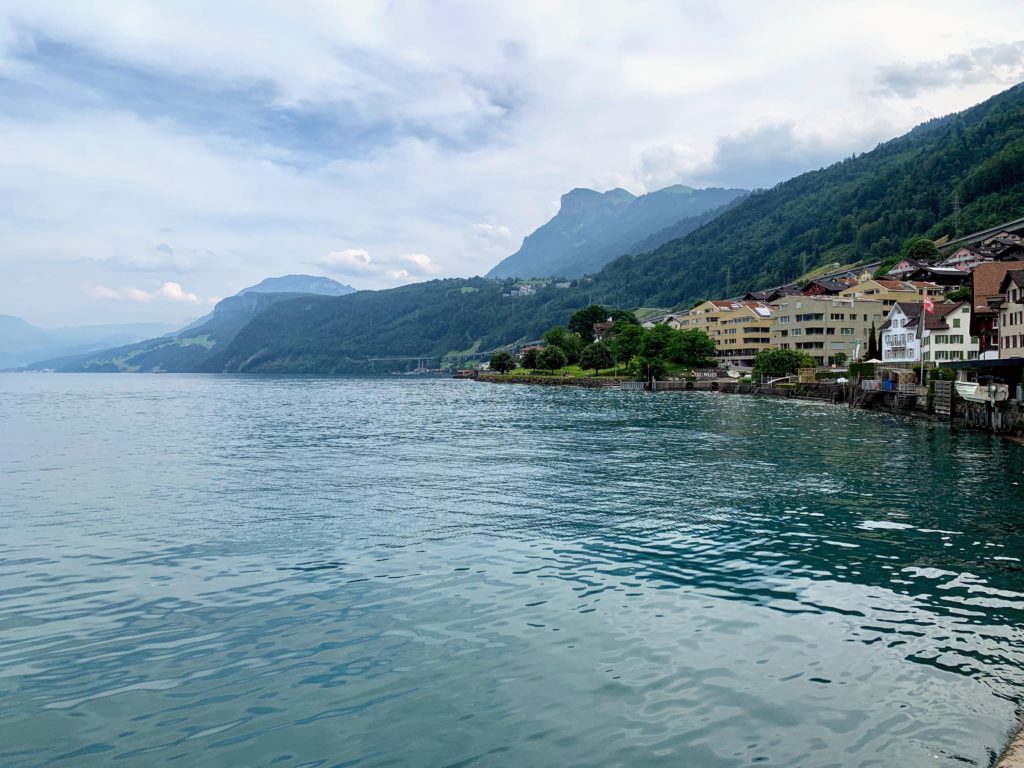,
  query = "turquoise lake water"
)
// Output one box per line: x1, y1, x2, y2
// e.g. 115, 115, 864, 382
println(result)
1, 374, 1023, 767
